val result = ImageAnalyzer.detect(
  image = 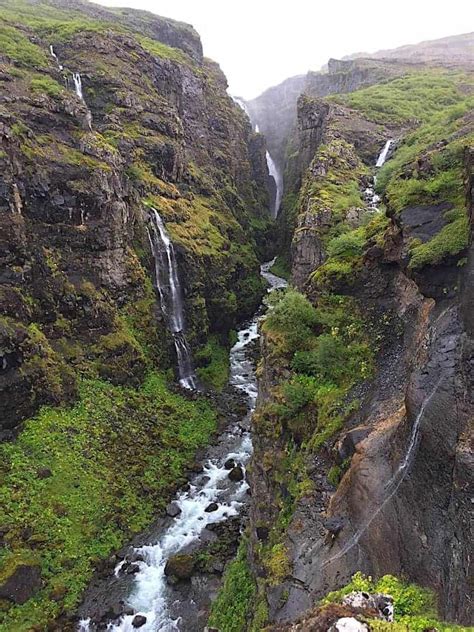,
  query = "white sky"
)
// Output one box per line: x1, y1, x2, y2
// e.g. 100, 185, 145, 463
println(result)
97, 0, 473, 99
